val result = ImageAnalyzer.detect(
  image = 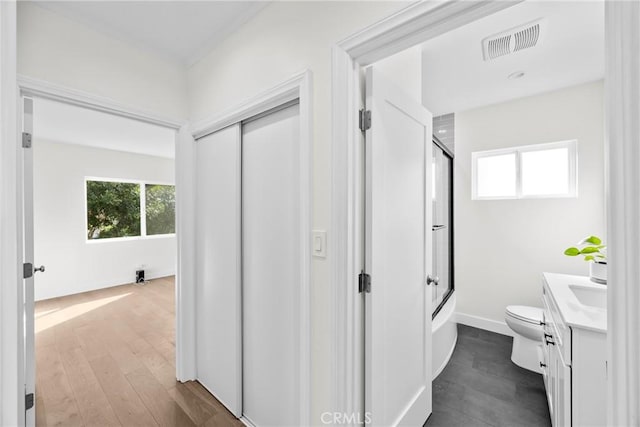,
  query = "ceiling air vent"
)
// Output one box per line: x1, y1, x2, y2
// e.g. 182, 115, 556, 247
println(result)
482, 19, 545, 61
